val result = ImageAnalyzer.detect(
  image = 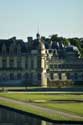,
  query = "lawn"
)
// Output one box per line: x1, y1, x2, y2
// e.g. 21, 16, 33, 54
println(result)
37, 102, 83, 116
0, 92, 83, 102
0, 92, 83, 121
0, 98, 72, 121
